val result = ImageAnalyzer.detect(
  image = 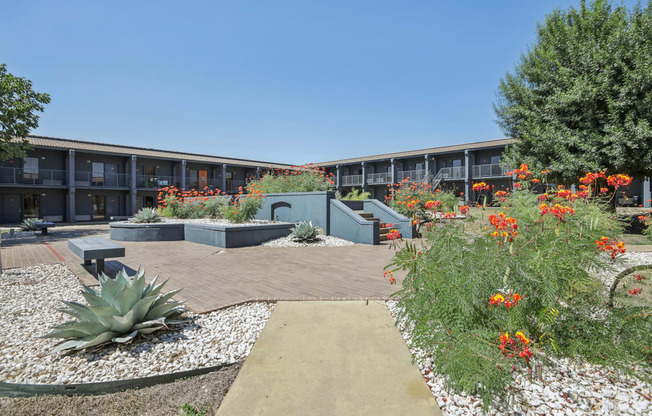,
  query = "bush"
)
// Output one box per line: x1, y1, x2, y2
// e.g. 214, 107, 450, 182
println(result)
158, 186, 227, 219
339, 188, 371, 201
132, 208, 161, 223
387, 179, 460, 221
290, 221, 320, 242
220, 184, 265, 223
389, 166, 650, 407
249, 164, 334, 193
20, 217, 43, 231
